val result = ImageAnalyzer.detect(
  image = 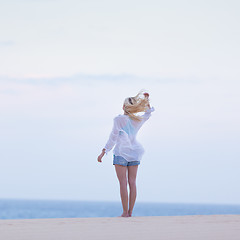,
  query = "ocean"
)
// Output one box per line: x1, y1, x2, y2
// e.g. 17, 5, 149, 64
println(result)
0, 199, 240, 219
